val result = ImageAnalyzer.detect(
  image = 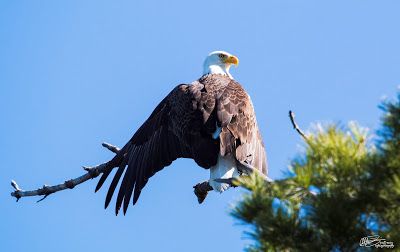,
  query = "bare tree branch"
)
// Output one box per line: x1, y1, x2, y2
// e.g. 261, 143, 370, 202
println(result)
289, 110, 308, 141
9, 140, 243, 204
10, 142, 120, 202
10, 112, 301, 204
10, 140, 235, 204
